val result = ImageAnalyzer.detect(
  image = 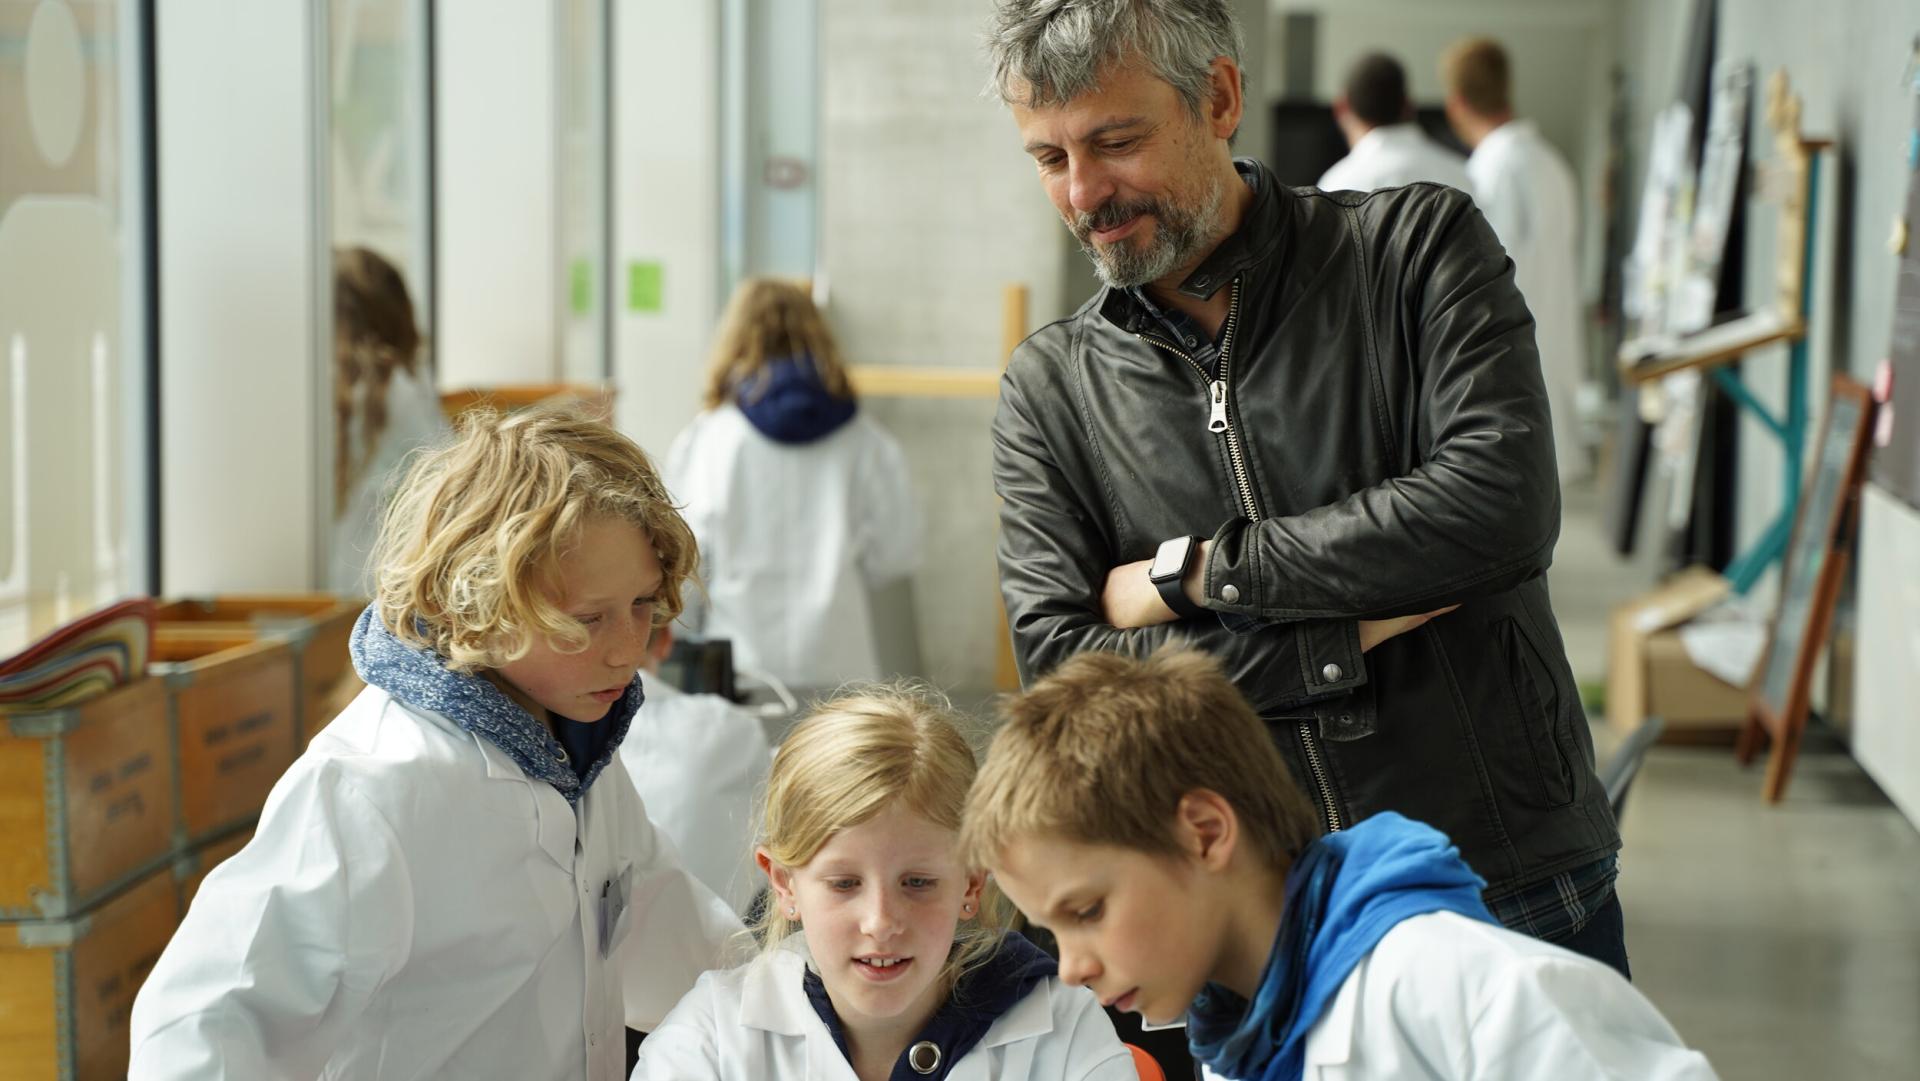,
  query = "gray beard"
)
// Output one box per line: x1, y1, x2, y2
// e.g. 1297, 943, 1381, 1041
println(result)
1073, 172, 1228, 289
